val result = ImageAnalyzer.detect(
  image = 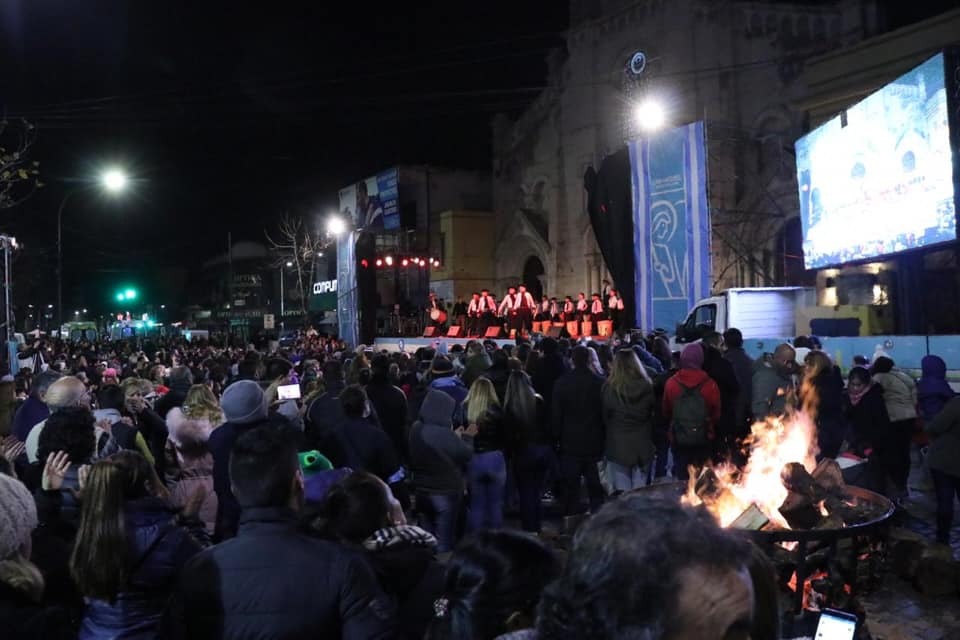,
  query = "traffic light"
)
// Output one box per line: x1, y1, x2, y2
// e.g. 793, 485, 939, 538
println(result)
114, 288, 138, 302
